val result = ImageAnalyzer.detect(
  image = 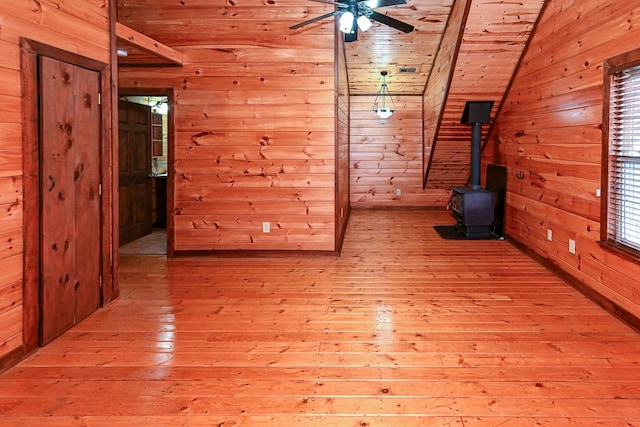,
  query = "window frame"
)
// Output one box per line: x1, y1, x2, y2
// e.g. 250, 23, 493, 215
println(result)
601, 48, 640, 260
